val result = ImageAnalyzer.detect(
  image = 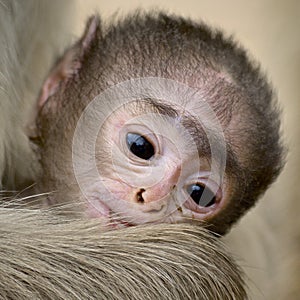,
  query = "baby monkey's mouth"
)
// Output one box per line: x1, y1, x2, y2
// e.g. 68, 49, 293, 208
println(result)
109, 217, 135, 229
86, 194, 171, 229
86, 198, 138, 228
